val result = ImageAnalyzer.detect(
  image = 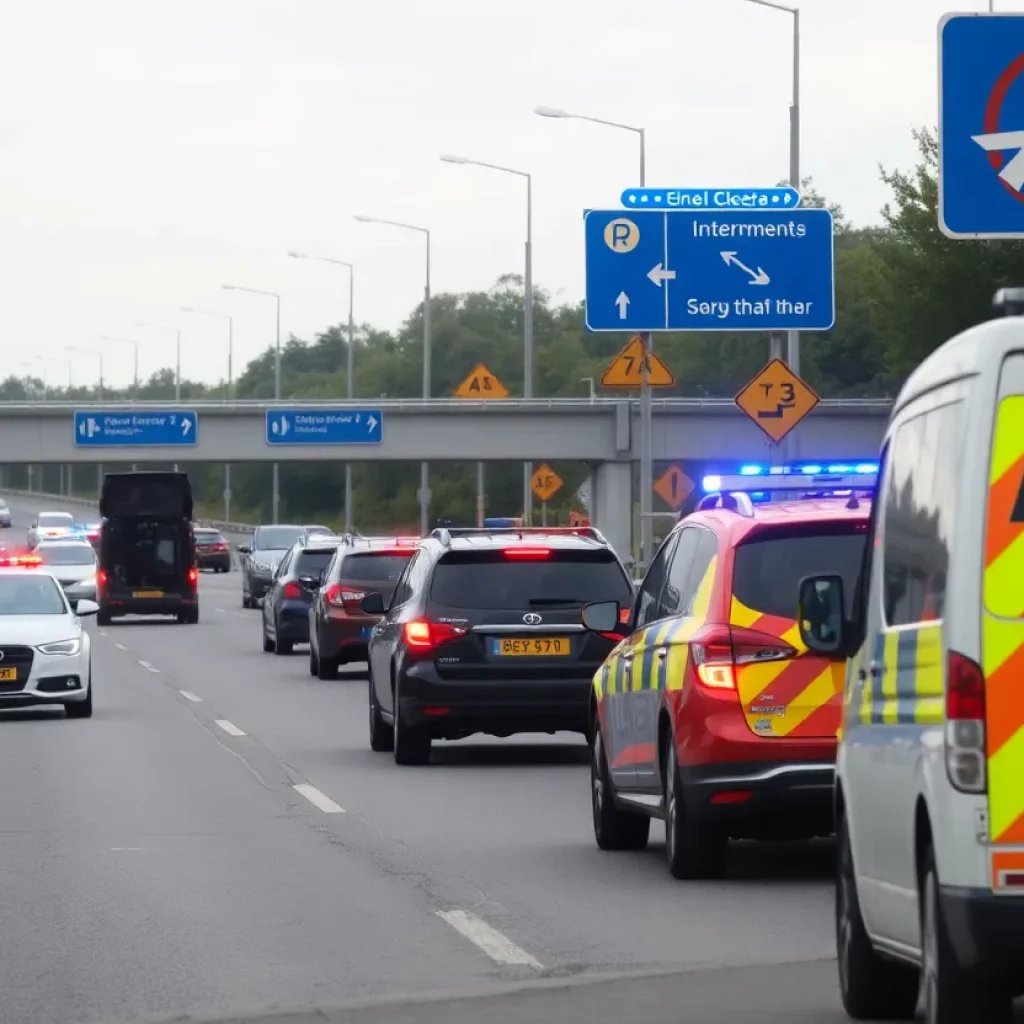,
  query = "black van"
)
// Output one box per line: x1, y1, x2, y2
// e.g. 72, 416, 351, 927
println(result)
96, 471, 199, 625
